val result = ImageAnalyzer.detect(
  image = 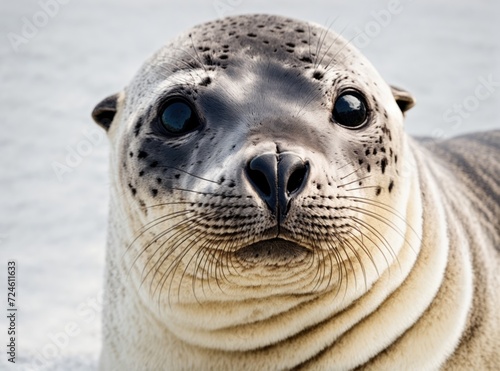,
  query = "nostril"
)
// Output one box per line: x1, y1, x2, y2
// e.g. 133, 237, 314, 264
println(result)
248, 168, 272, 197
286, 164, 308, 195
246, 154, 277, 202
